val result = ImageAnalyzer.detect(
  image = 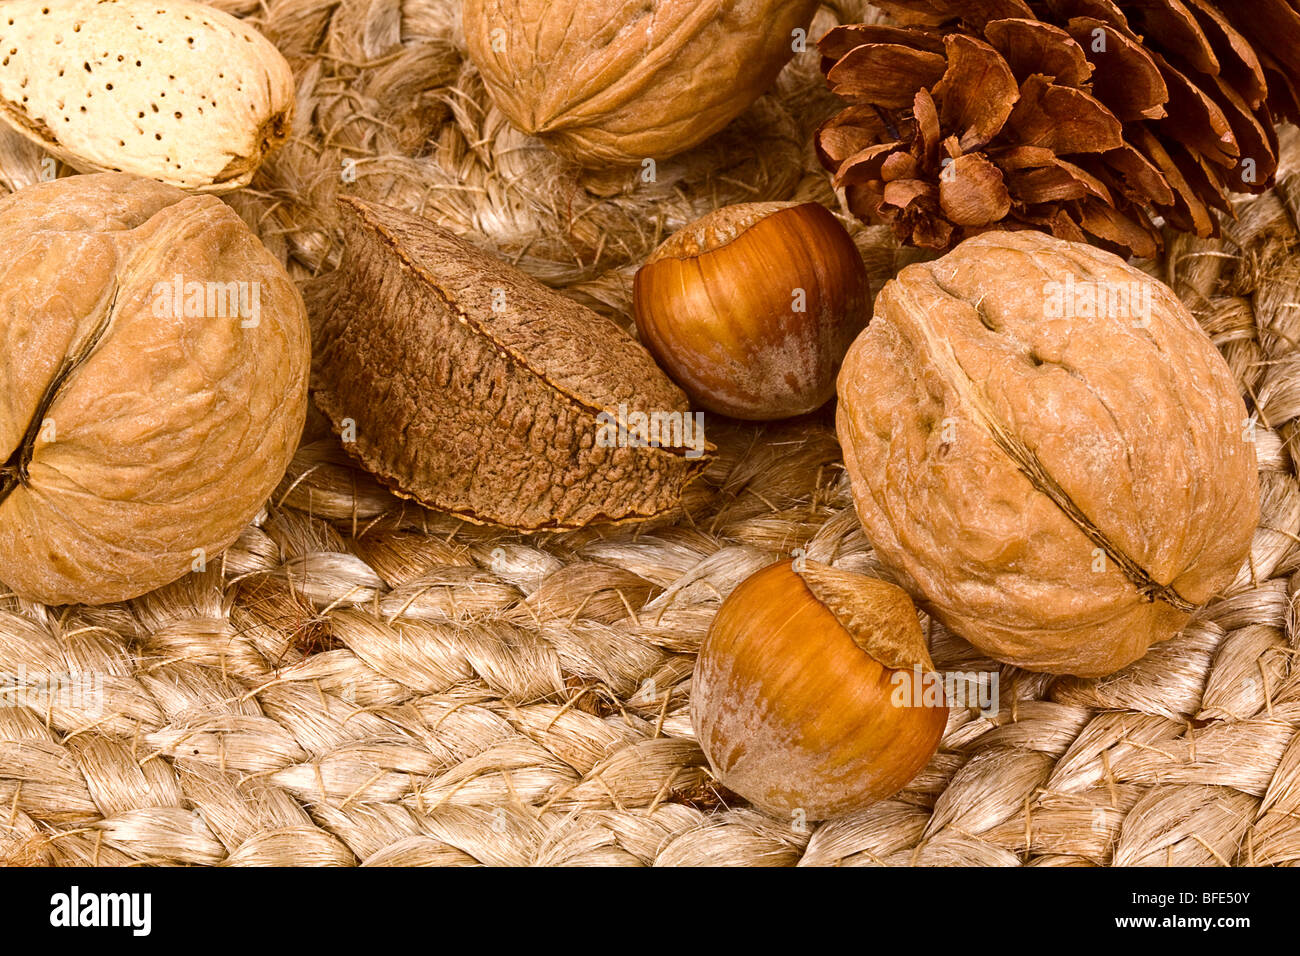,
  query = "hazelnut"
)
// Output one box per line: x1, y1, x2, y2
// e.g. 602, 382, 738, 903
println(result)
633, 202, 870, 421
0, 173, 310, 605
837, 231, 1259, 677
692, 560, 948, 820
